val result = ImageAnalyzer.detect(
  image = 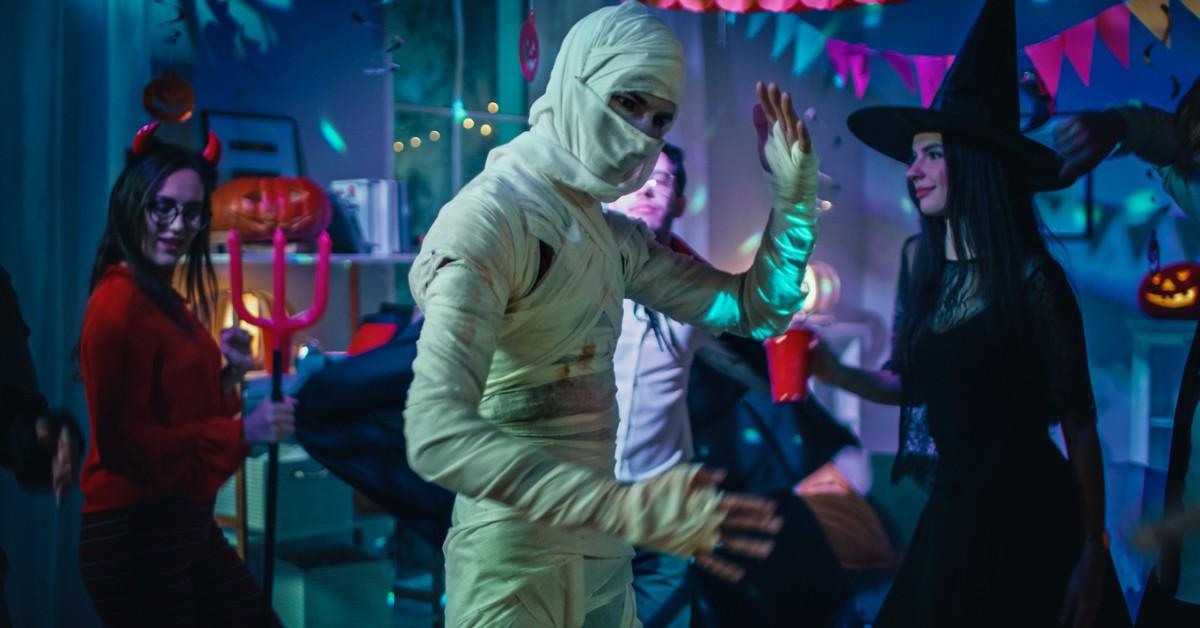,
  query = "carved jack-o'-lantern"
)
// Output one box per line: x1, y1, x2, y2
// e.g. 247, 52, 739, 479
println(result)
211, 177, 332, 242
142, 70, 196, 123
1139, 261, 1200, 319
